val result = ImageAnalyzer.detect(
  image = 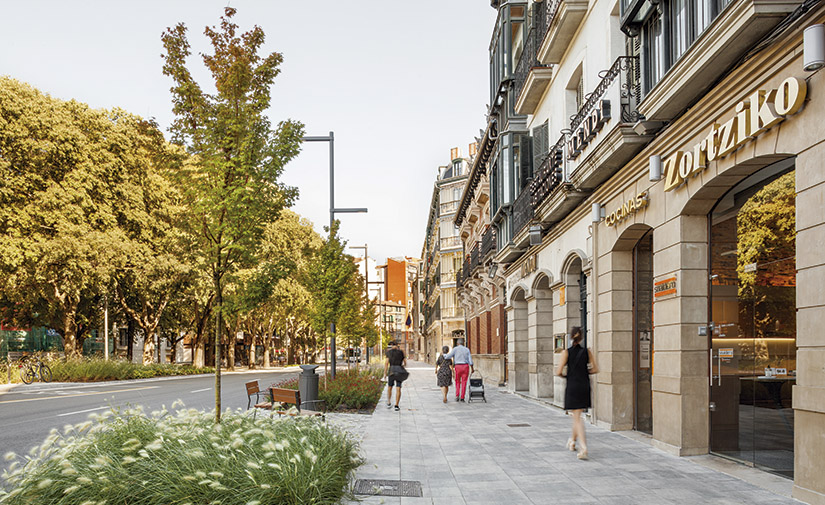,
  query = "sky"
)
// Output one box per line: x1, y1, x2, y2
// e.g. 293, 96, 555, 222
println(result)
0, 1, 497, 263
